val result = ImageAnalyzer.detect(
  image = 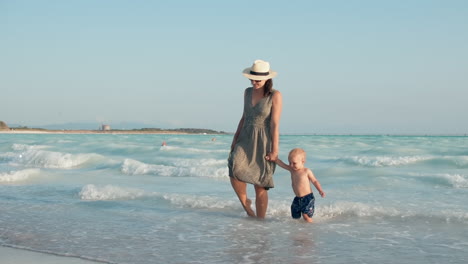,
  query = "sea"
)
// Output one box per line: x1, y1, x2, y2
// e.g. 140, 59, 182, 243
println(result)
1, 133, 467, 264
